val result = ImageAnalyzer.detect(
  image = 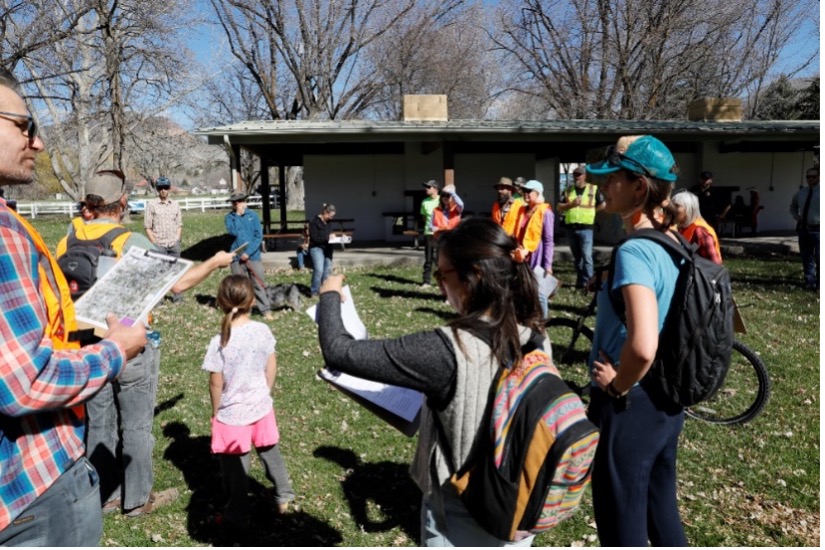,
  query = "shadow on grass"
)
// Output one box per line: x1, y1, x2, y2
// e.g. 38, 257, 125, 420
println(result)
414, 307, 456, 322
370, 286, 443, 301
181, 234, 234, 262
366, 273, 419, 285
163, 422, 342, 546
314, 445, 420, 541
